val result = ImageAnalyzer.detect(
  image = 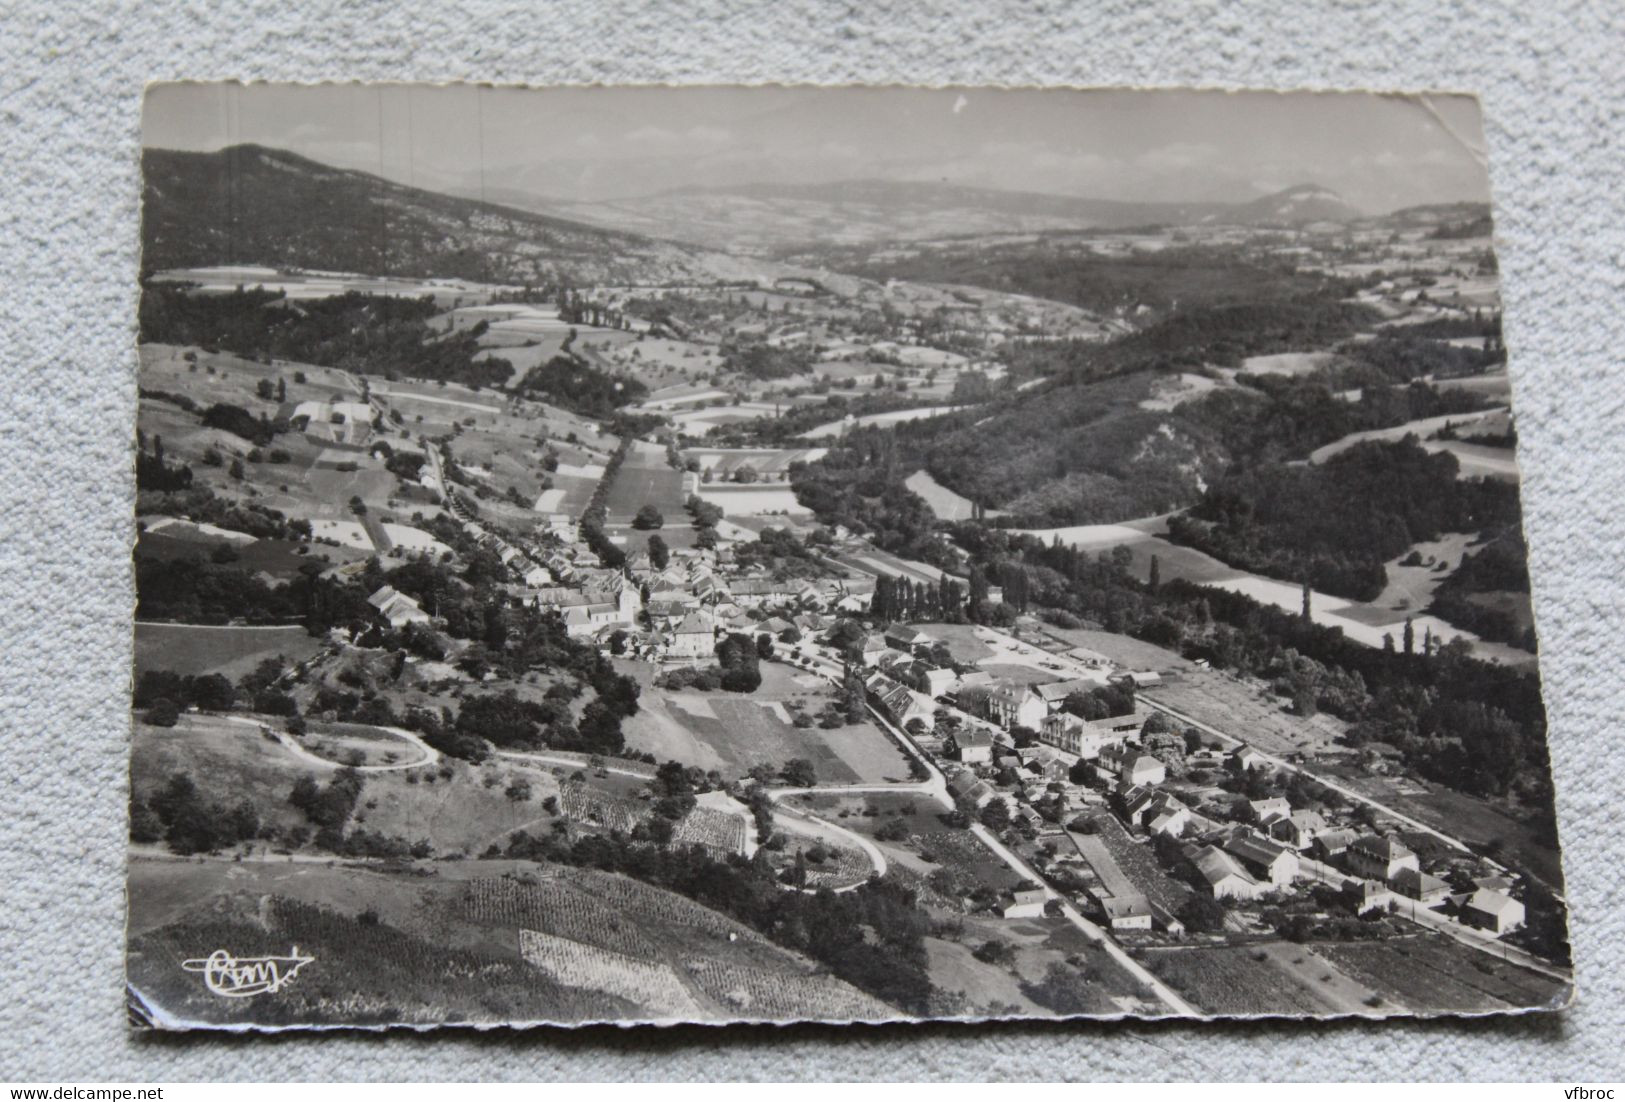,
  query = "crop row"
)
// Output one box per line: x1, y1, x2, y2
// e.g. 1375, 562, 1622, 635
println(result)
519, 928, 704, 1017
683, 959, 892, 1021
